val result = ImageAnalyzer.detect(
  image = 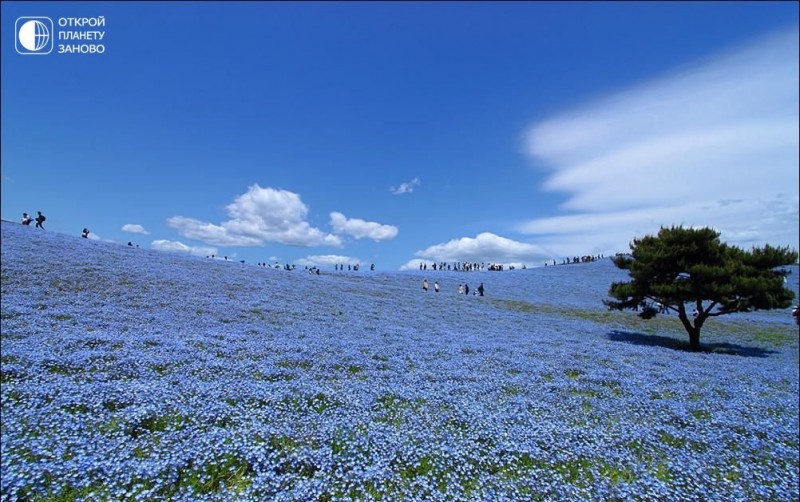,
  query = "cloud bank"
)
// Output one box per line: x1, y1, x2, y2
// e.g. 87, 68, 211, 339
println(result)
167, 185, 342, 248
521, 28, 799, 256
152, 239, 217, 257
296, 255, 363, 268
403, 232, 549, 270
122, 224, 150, 235
330, 212, 399, 241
